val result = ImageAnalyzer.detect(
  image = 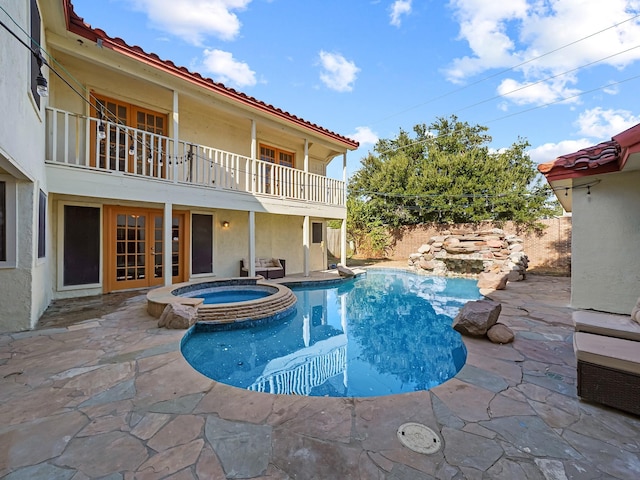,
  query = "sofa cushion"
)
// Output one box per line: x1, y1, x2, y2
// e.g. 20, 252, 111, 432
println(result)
574, 332, 640, 375
270, 258, 282, 268
573, 310, 640, 342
